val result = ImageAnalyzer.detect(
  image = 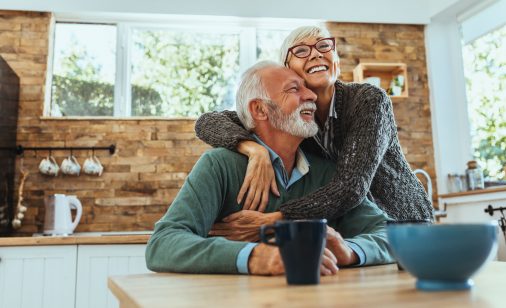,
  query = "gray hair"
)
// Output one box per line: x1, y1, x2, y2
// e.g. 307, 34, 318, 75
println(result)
279, 25, 337, 66
236, 60, 284, 130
